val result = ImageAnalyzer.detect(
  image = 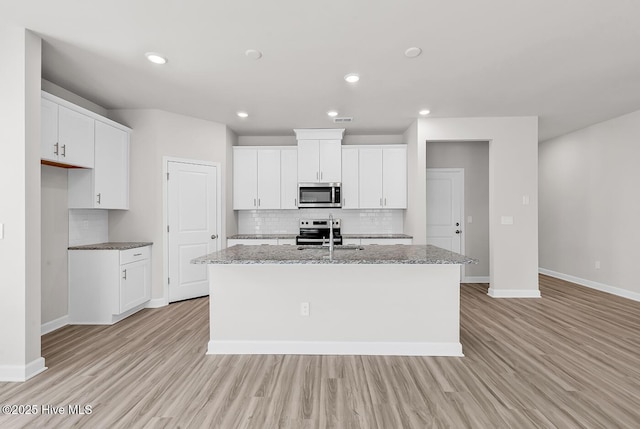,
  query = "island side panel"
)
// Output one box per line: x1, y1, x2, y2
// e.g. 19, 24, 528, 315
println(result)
208, 263, 462, 356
